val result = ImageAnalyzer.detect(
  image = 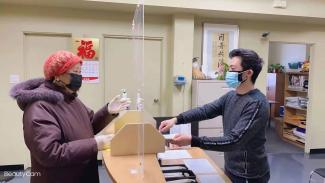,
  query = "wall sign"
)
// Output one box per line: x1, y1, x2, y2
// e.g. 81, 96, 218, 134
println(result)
202, 23, 239, 79
72, 38, 100, 83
